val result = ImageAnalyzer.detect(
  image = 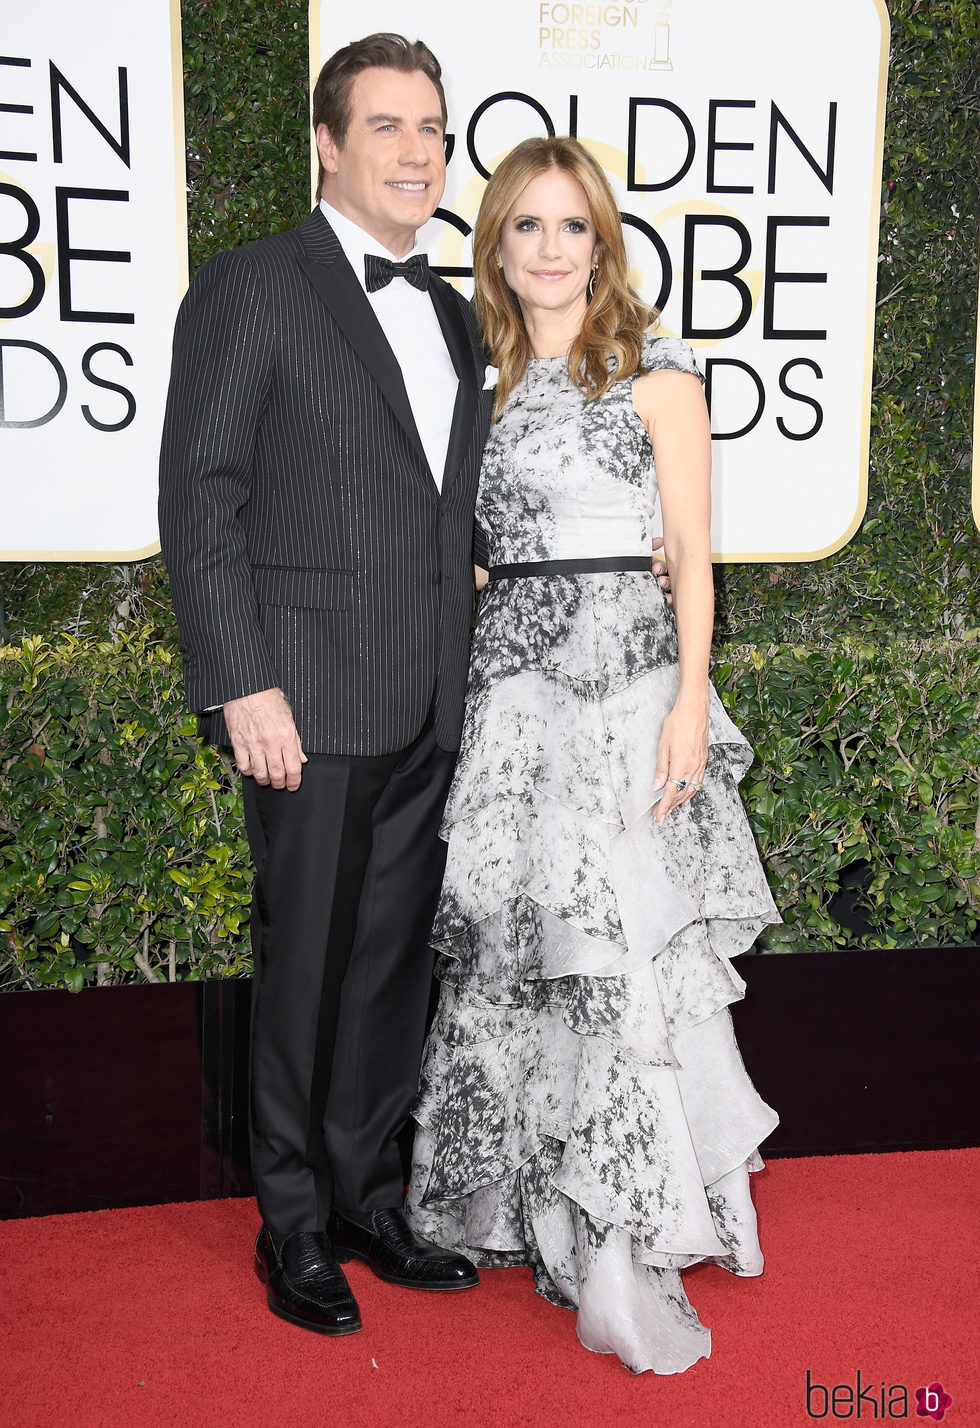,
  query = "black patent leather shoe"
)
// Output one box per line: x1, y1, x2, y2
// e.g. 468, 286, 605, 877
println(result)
327, 1207, 479, 1291
254, 1227, 362, 1335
